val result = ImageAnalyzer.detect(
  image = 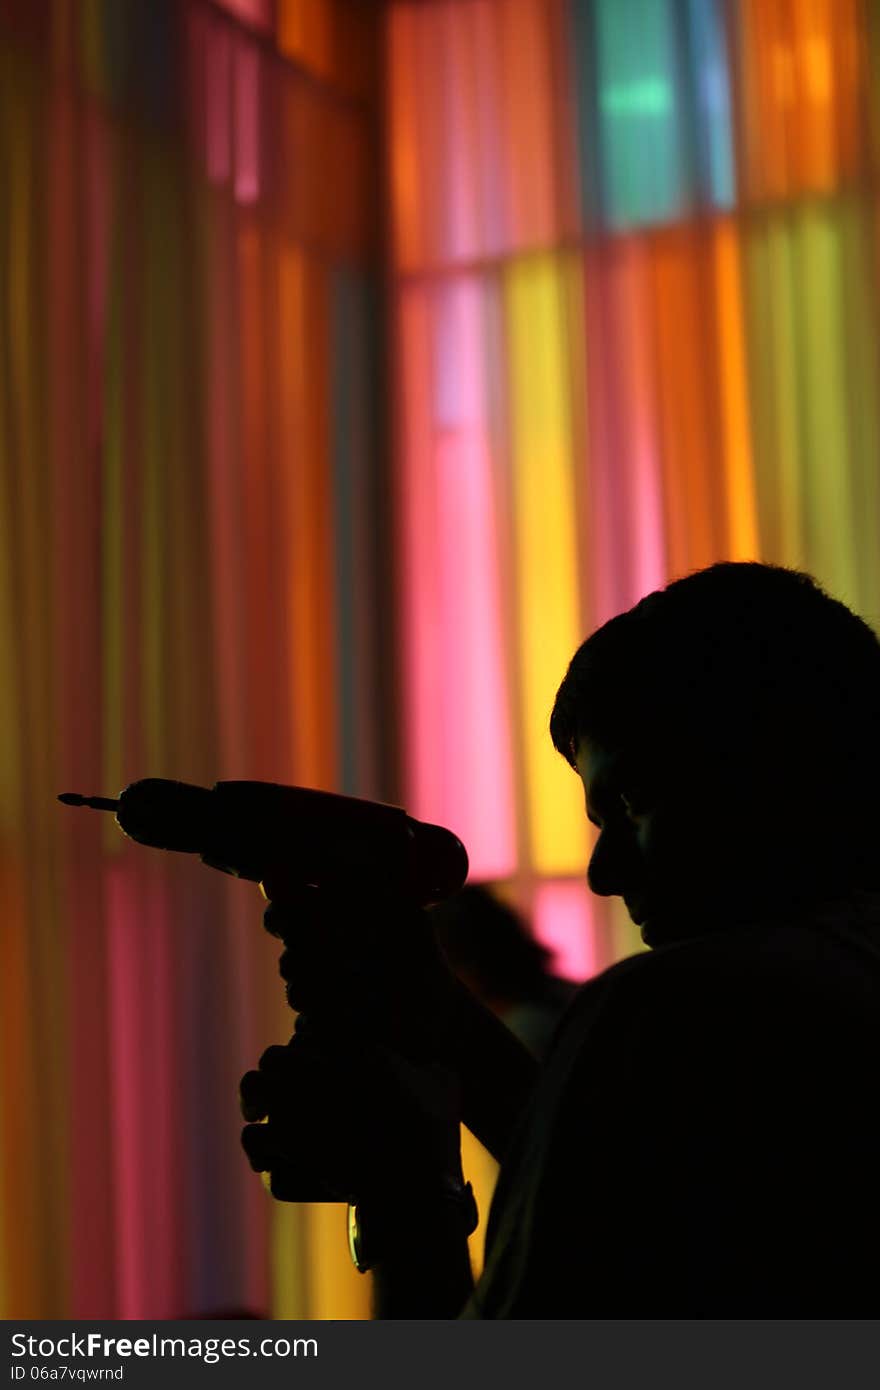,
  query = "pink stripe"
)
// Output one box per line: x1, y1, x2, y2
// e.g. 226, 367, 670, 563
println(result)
106, 861, 188, 1316
398, 288, 444, 817
226, 884, 272, 1313
433, 280, 515, 876
213, 0, 273, 30
105, 861, 148, 1317
234, 41, 260, 205
532, 879, 599, 982
143, 862, 183, 1315
399, 279, 516, 877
